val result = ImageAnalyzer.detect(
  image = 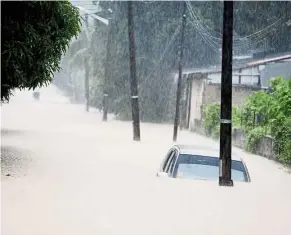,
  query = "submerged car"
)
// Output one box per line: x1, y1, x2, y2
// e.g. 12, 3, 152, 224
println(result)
156, 145, 251, 182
